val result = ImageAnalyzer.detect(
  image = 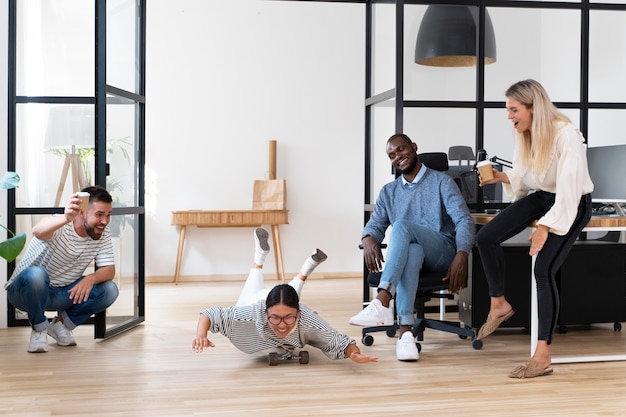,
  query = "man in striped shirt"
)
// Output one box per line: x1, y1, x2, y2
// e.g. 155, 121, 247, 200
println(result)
5, 185, 118, 353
